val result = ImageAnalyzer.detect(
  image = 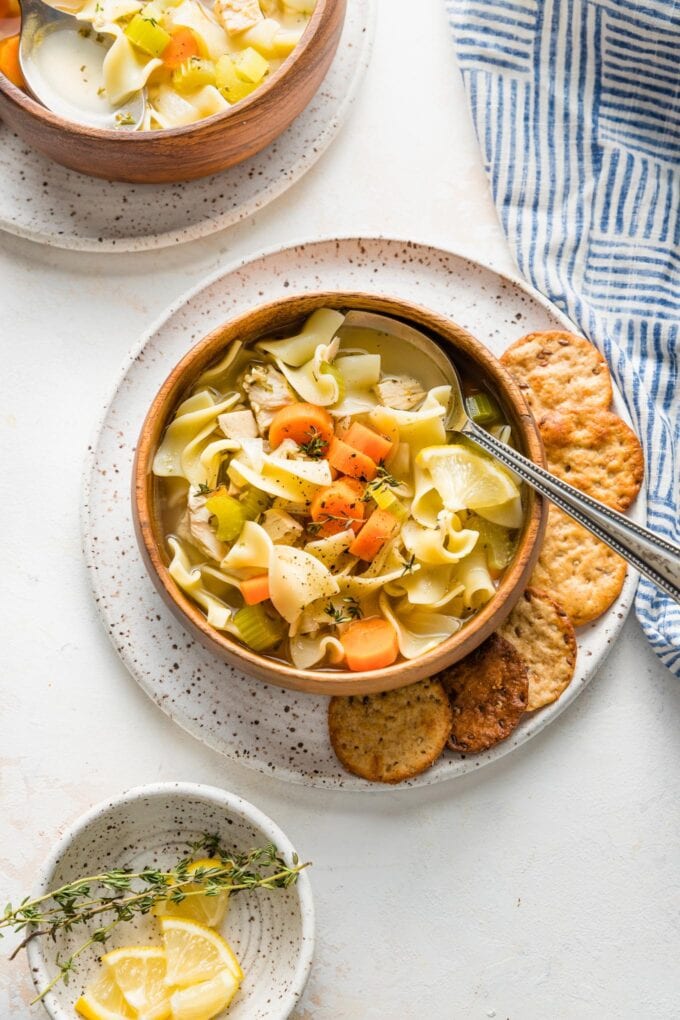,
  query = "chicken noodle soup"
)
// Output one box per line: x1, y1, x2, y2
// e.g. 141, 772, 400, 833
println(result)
153, 309, 524, 672
0, 0, 313, 128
